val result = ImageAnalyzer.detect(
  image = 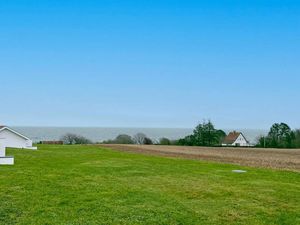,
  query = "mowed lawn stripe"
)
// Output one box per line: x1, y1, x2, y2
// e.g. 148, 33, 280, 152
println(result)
0, 145, 299, 225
